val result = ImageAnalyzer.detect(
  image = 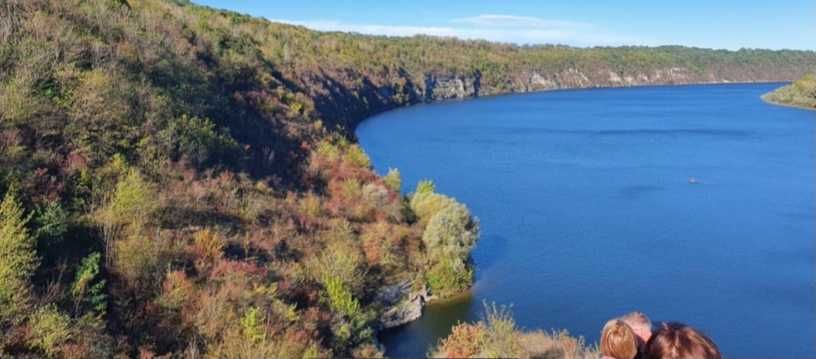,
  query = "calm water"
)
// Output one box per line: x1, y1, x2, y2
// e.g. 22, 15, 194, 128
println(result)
356, 84, 815, 358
